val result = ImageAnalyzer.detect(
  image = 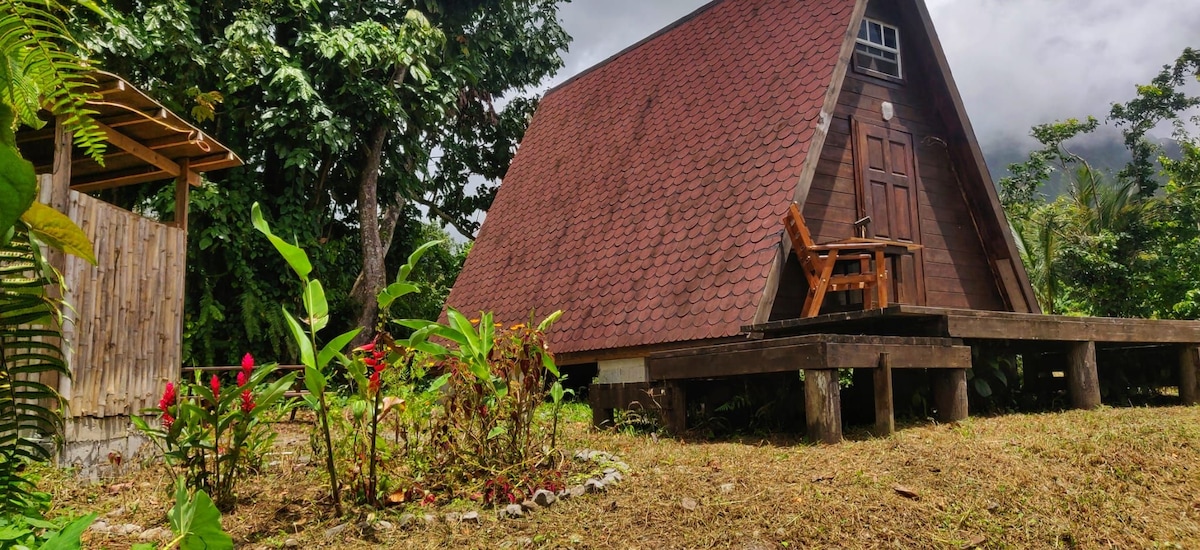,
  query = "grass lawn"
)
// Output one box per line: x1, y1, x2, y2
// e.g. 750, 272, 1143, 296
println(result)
48, 404, 1200, 549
